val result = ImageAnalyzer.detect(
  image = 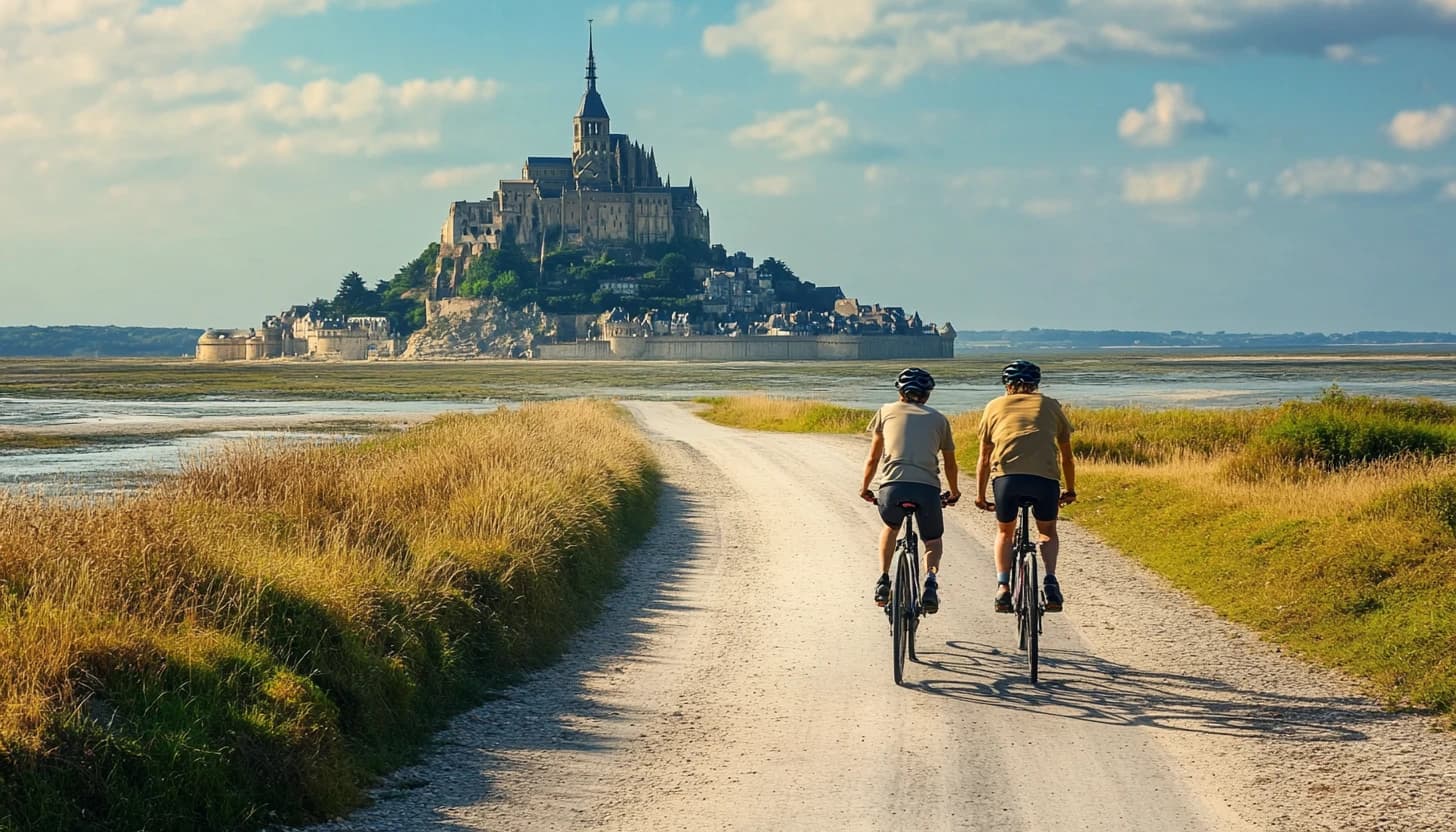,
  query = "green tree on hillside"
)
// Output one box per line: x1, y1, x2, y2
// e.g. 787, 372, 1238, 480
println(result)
332, 272, 379, 317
